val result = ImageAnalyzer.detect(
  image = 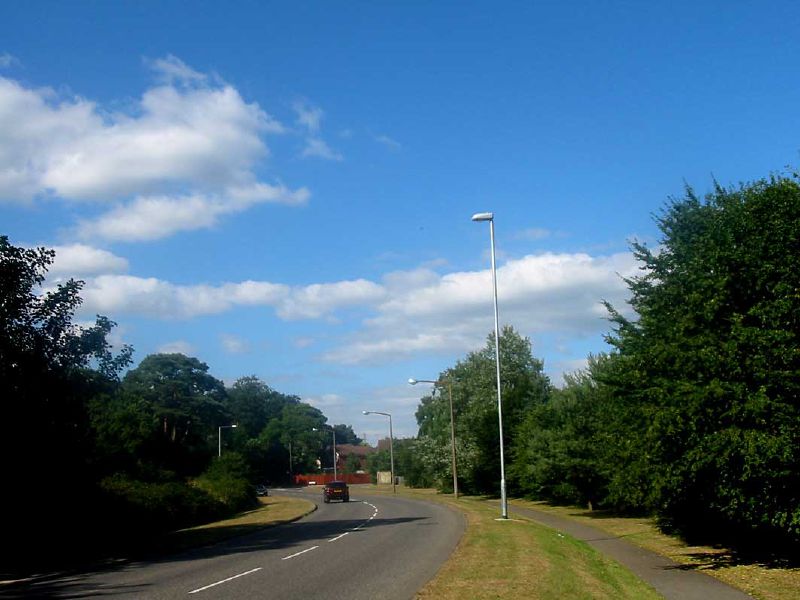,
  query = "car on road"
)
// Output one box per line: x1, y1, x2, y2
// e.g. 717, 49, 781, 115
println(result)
323, 481, 350, 503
